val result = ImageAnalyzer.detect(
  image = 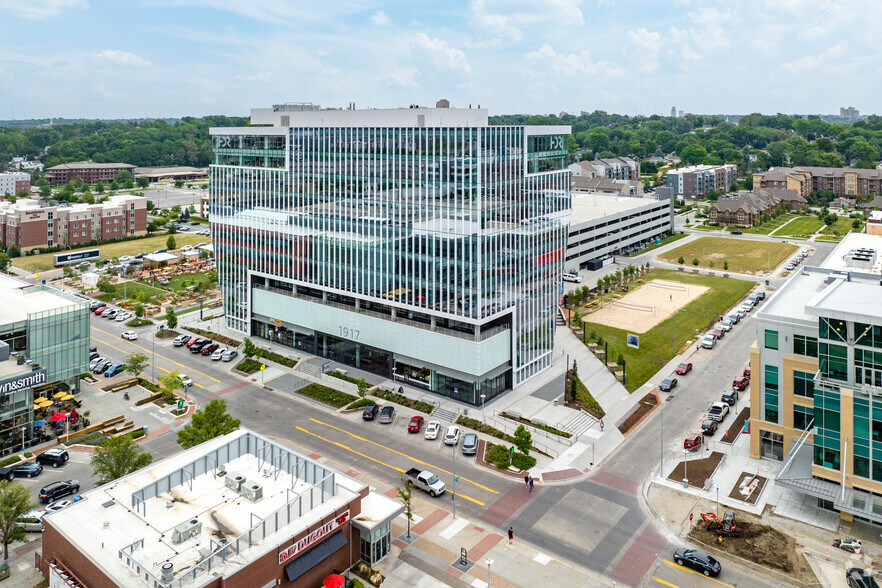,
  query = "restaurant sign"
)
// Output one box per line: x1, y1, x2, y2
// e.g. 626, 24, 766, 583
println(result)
0, 368, 47, 397
278, 510, 350, 565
